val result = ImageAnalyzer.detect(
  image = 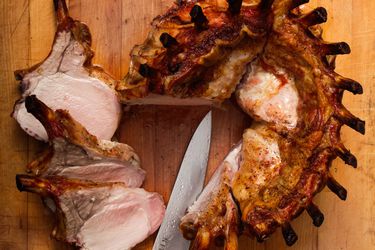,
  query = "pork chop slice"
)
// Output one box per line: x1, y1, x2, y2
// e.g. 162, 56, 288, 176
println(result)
12, 0, 121, 141
16, 175, 165, 250
25, 95, 144, 187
